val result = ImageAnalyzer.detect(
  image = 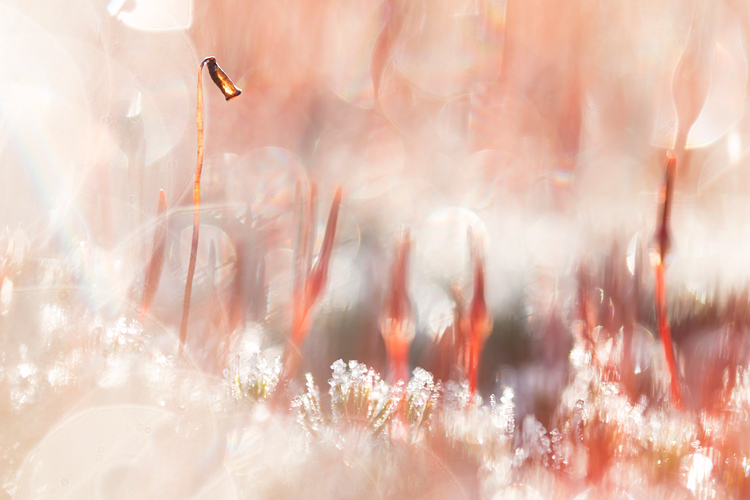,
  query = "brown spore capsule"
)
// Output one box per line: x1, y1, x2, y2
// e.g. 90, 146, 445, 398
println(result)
206, 57, 242, 101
